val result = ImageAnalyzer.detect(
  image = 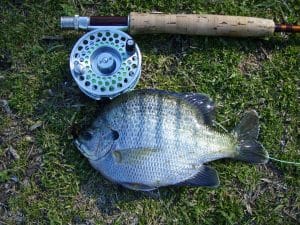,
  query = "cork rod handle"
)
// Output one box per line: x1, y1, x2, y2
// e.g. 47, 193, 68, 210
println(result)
129, 12, 275, 37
